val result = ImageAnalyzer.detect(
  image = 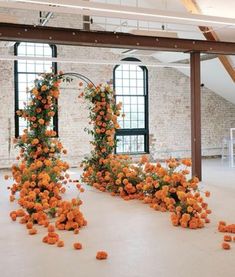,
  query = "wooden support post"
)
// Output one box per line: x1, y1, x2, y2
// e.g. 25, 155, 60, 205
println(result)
190, 52, 202, 180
